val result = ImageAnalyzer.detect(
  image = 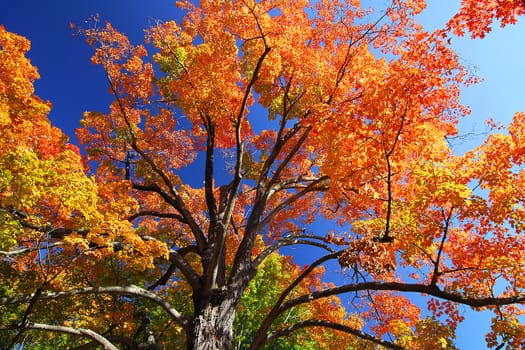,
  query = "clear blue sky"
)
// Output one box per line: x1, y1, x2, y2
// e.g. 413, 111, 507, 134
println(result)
0, 0, 182, 140
1, 1, 524, 349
